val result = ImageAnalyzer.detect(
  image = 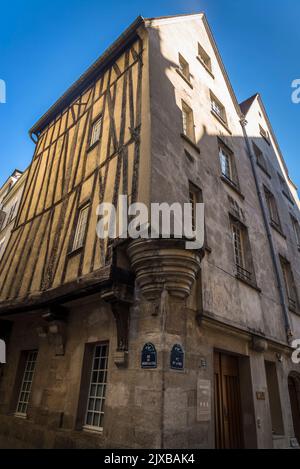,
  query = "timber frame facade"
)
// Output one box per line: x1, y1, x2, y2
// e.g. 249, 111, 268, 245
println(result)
0, 13, 300, 449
